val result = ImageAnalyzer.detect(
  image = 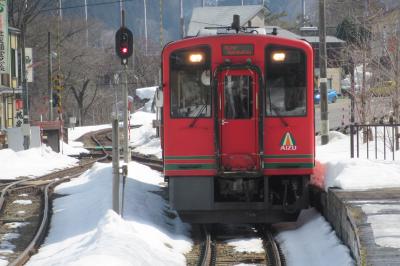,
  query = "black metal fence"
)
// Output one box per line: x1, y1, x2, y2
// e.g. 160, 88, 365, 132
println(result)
350, 123, 400, 160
